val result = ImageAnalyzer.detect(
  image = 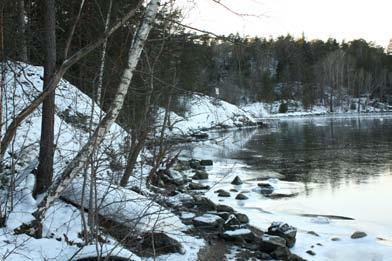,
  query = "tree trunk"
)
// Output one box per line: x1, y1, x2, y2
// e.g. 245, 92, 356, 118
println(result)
33, 0, 56, 197
120, 130, 146, 187
96, 0, 112, 106
17, 0, 28, 62
31, 0, 160, 237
